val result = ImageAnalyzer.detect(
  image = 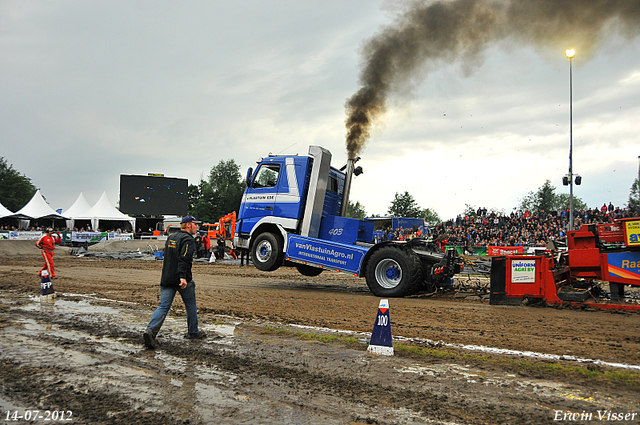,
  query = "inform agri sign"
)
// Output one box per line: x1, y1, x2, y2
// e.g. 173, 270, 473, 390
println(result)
511, 260, 536, 283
